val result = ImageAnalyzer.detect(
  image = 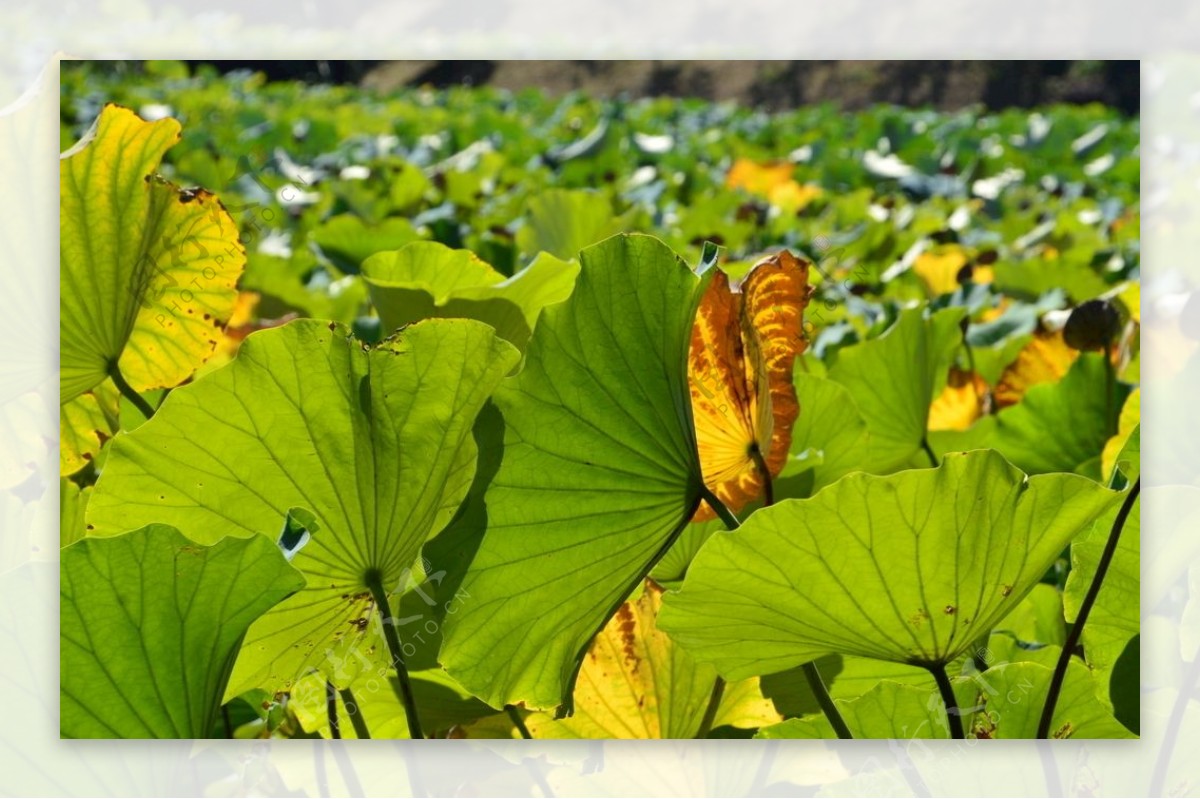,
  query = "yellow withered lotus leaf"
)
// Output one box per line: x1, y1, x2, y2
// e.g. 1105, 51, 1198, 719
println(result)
726, 158, 823, 212
913, 245, 970, 297
726, 158, 794, 196
688, 250, 812, 520
928, 367, 989, 432
490, 582, 781, 738
60, 104, 246, 402
994, 329, 1079, 409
